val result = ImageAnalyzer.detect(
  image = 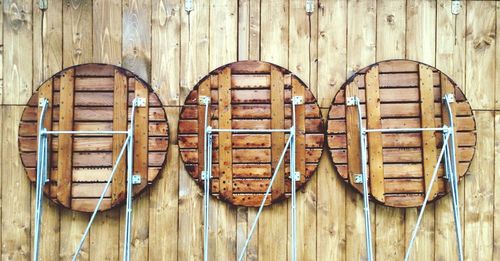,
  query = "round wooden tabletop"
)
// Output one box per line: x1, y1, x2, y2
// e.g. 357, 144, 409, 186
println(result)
18, 64, 169, 212
178, 61, 325, 207
326, 60, 476, 208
